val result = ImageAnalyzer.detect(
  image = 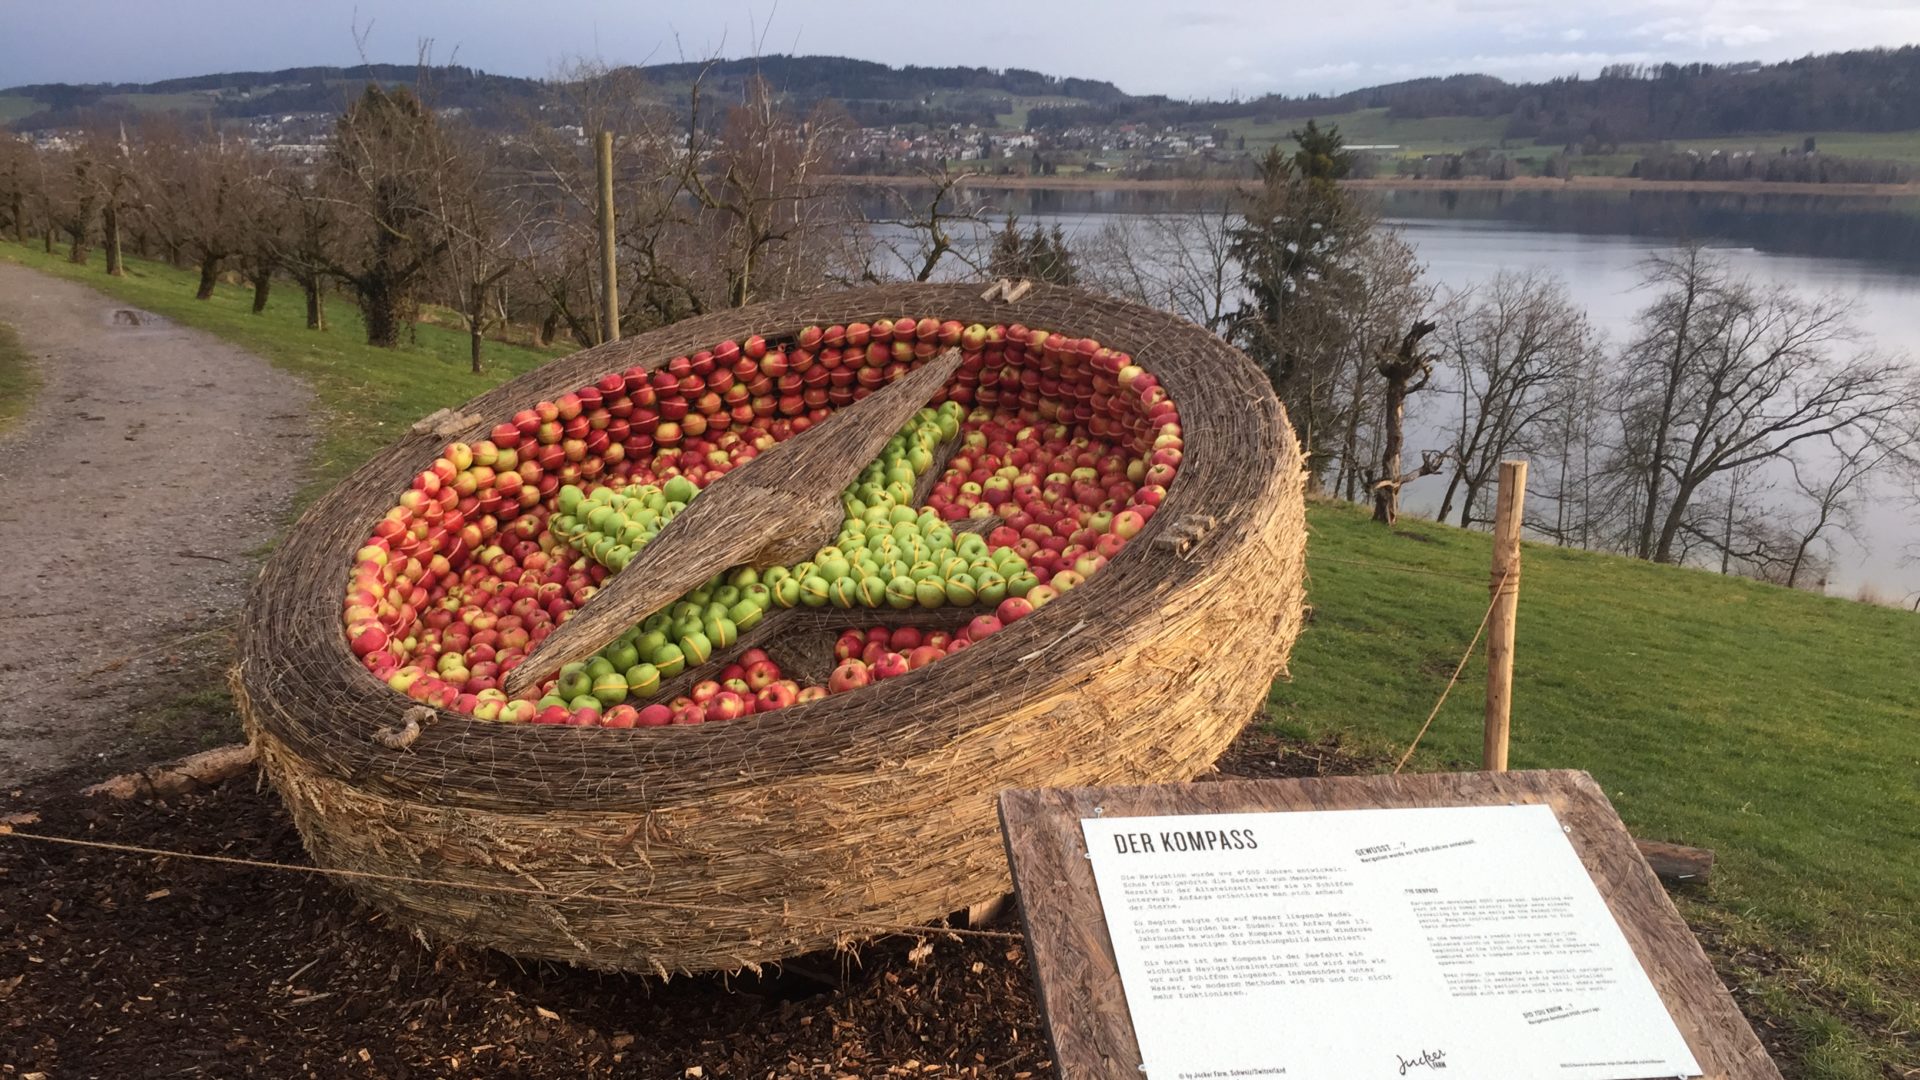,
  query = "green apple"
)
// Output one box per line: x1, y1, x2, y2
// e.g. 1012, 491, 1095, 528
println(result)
800, 574, 831, 607
625, 663, 661, 698
591, 671, 629, 706
605, 640, 641, 671
729, 598, 764, 630
945, 572, 978, 606
651, 642, 686, 677
827, 577, 859, 608
663, 475, 697, 504
555, 664, 593, 701
915, 578, 947, 608
885, 576, 917, 609
679, 631, 712, 666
